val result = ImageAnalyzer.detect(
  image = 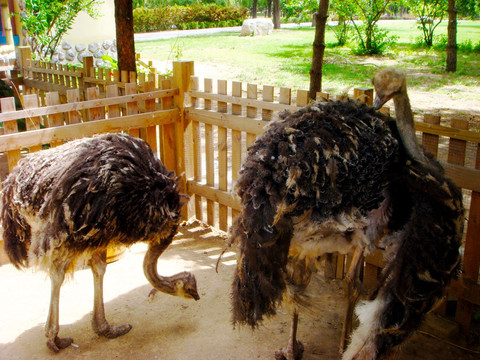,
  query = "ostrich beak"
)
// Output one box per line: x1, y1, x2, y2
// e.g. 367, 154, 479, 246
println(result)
373, 94, 387, 110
